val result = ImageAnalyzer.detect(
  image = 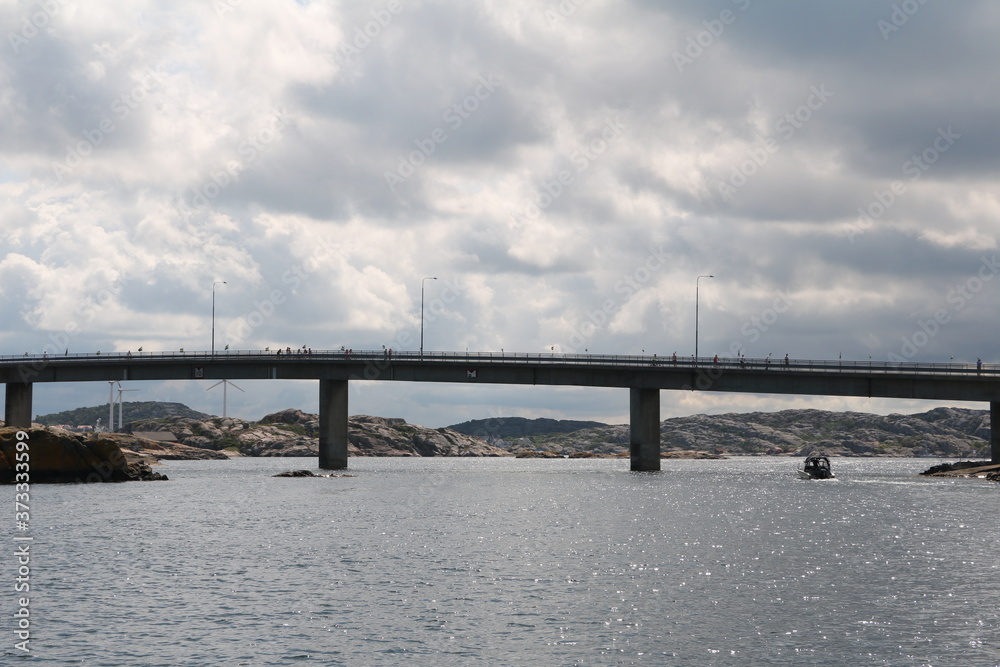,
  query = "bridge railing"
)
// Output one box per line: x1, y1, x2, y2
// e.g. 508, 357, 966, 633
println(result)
0, 349, 995, 376
404, 352, 994, 376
